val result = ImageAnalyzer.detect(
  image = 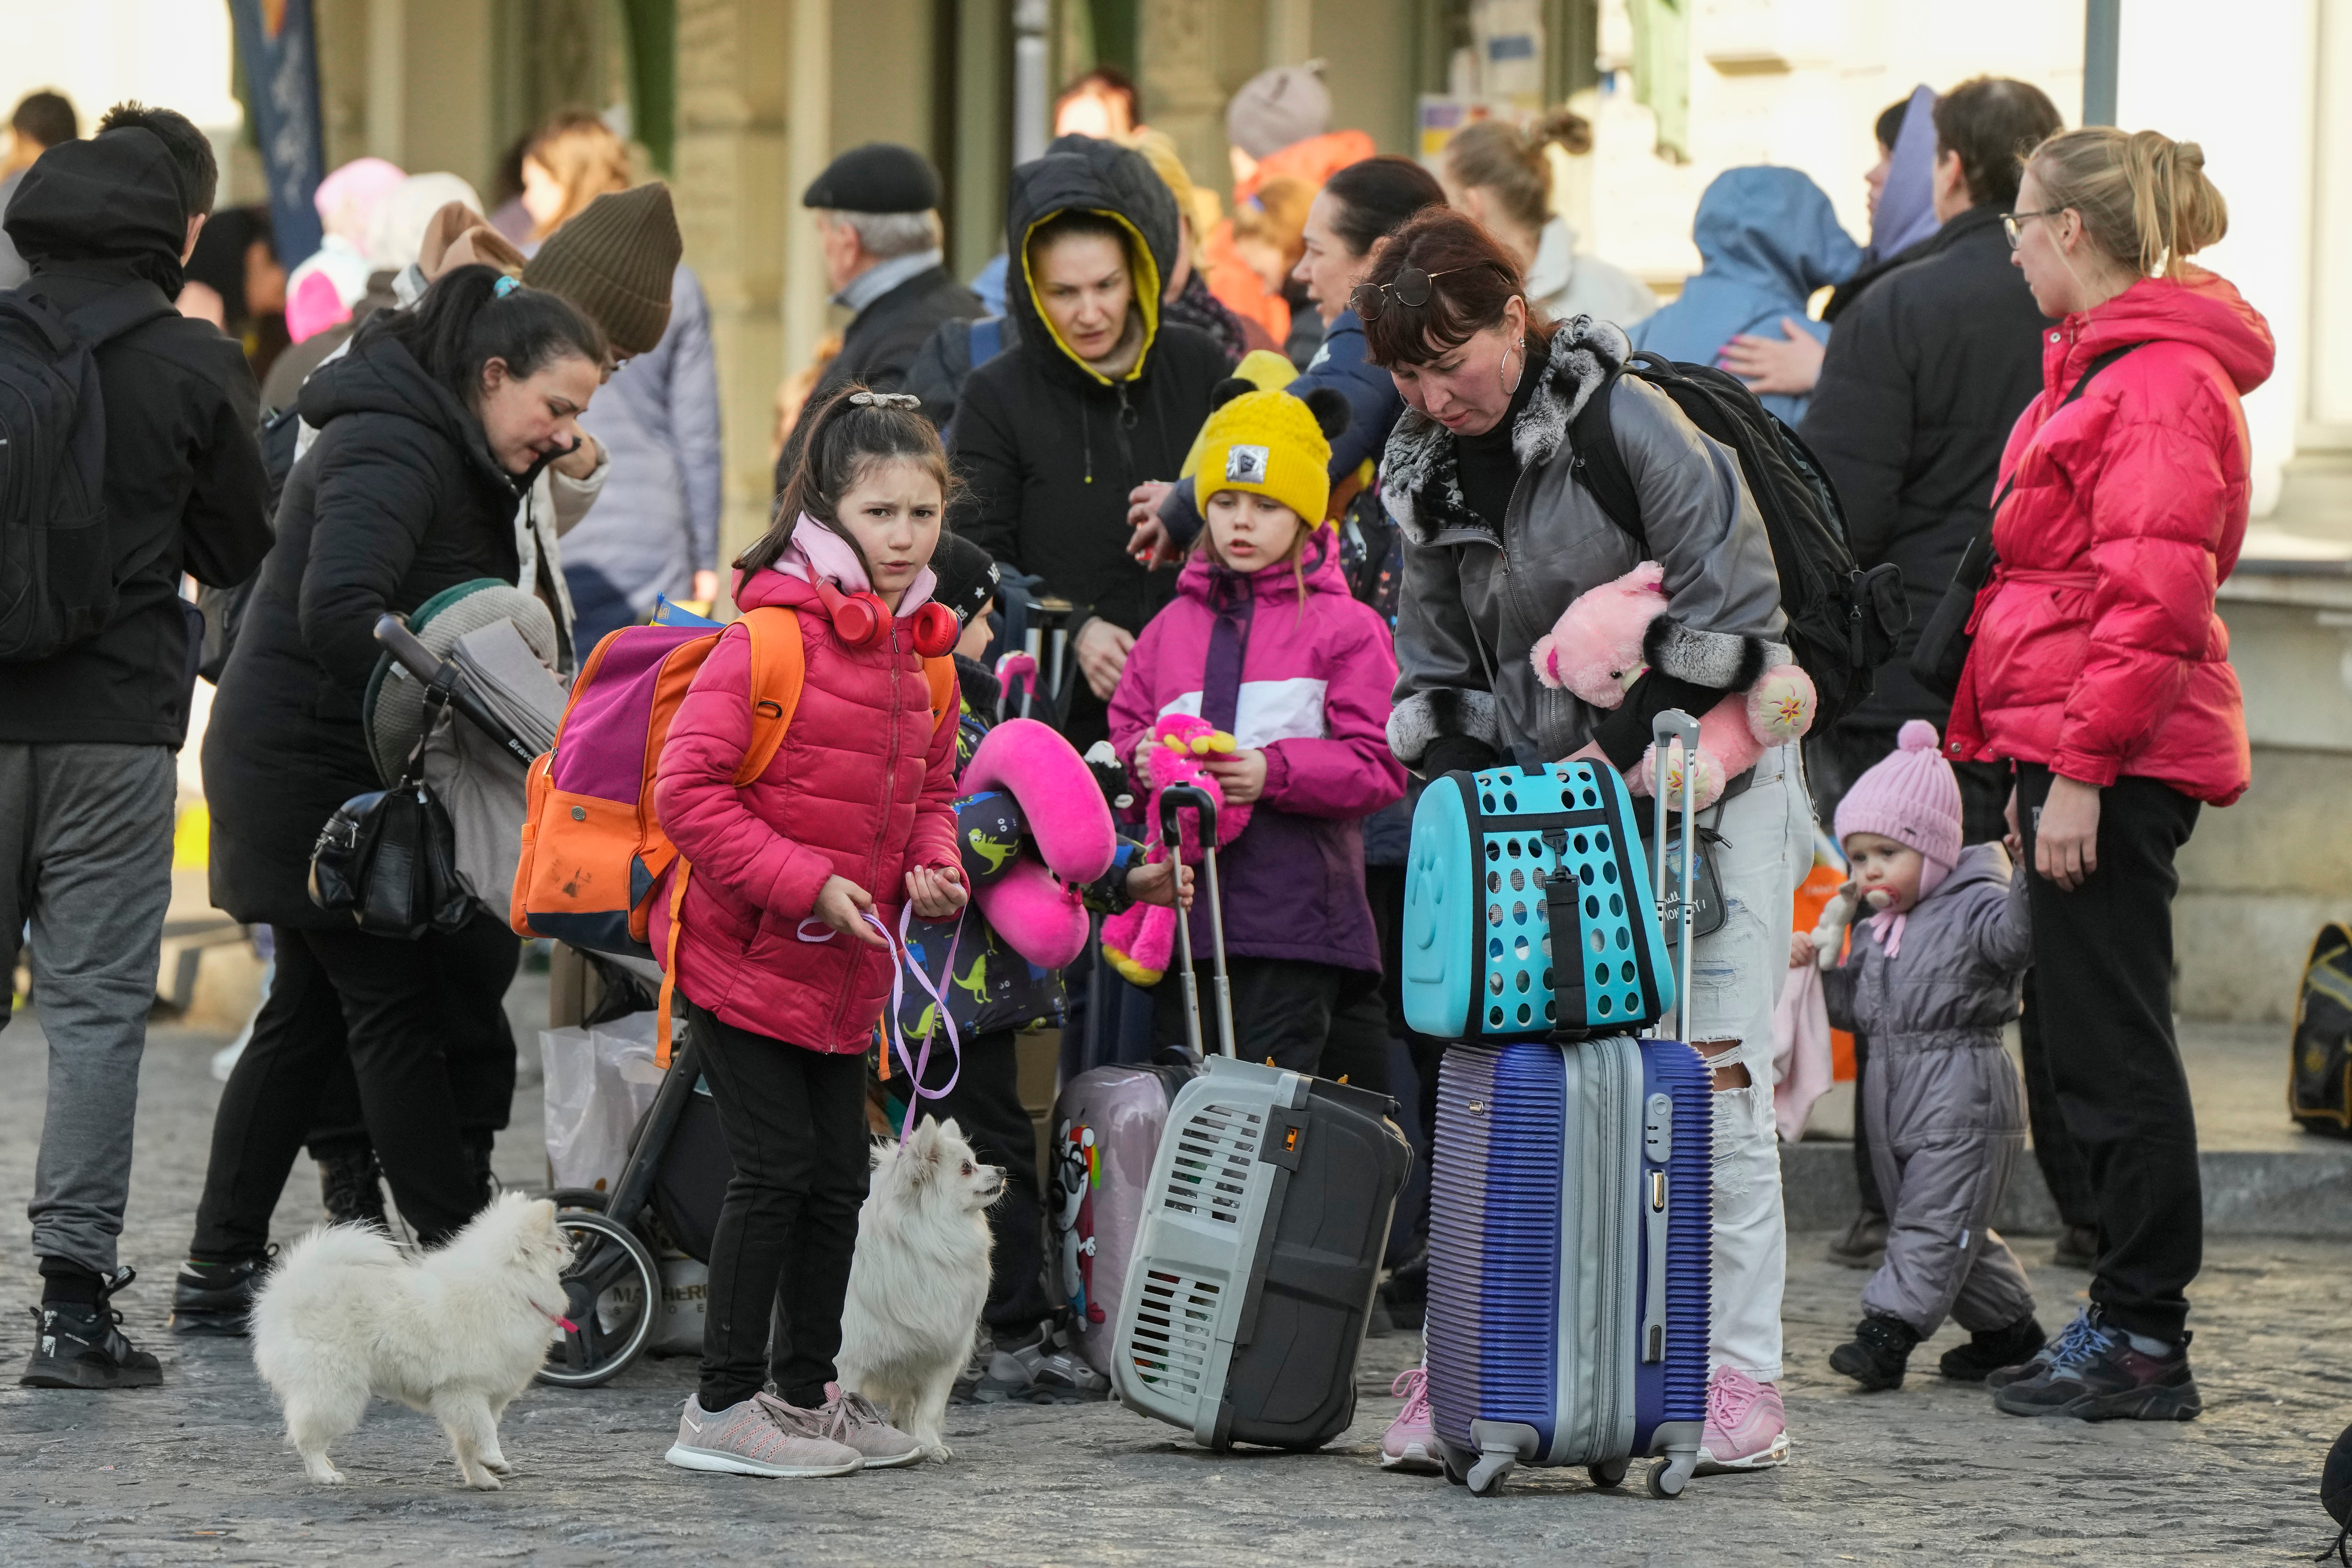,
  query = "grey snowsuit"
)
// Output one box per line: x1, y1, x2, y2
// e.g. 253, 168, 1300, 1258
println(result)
1822, 843, 2037, 1338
